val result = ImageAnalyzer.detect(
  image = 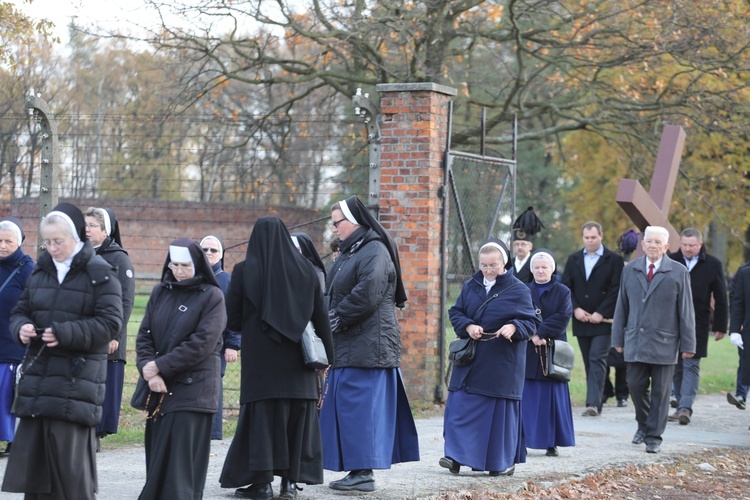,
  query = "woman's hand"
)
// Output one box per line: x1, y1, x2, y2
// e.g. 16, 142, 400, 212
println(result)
142, 360, 160, 381
18, 324, 37, 345
496, 323, 517, 341
40, 328, 59, 347
148, 374, 168, 393
531, 334, 547, 346
108, 340, 119, 355
466, 324, 484, 339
